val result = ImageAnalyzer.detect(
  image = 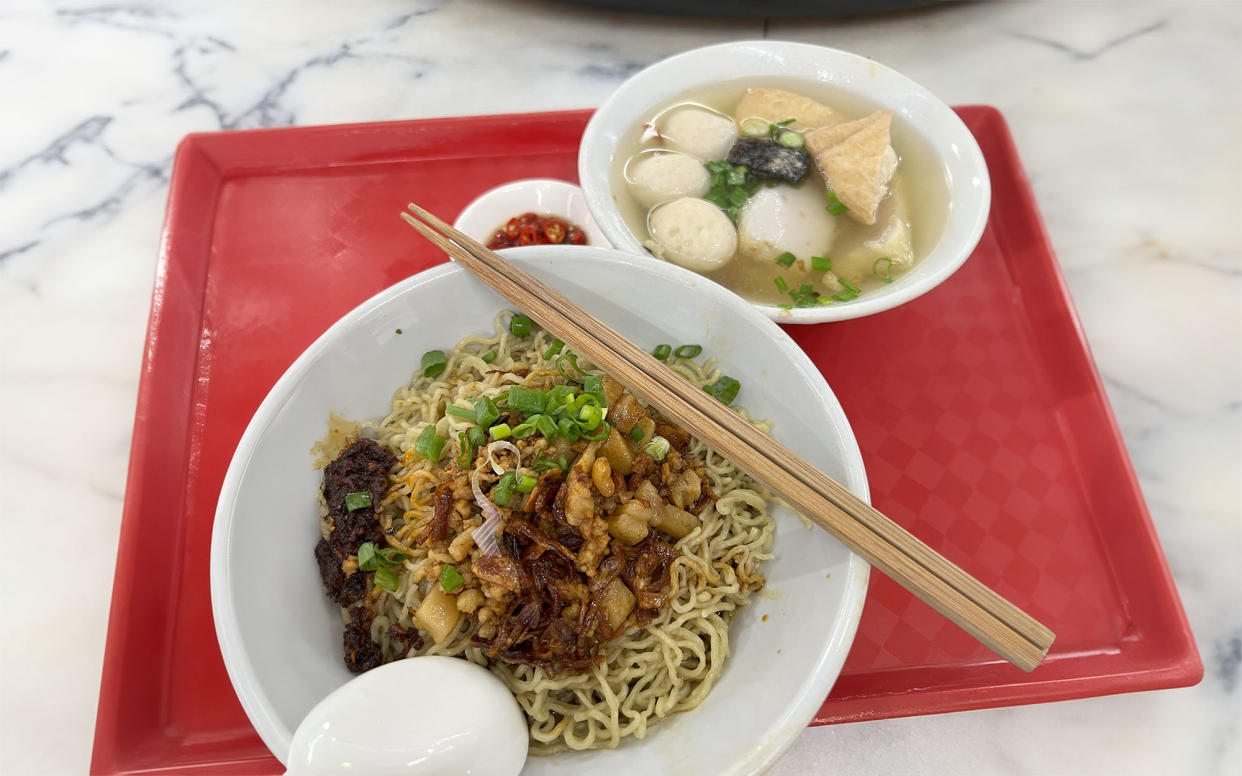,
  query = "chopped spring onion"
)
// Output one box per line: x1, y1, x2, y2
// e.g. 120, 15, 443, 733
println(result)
873, 257, 895, 283
491, 471, 518, 507
652, 344, 672, 361
772, 118, 796, 128
507, 386, 548, 415
547, 384, 576, 409
774, 276, 790, 295
516, 475, 537, 494
415, 425, 447, 460
833, 277, 862, 302
445, 404, 475, 420
740, 117, 769, 137
467, 426, 486, 447
543, 339, 564, 359
630, 426, 644, 441
674, 344, 703, 359
535, 414, 558, 439
643, 436, 670, 462
558, 416, 581, 441
481, 350, 497, 363
440, 564, 464, 593
489, 423, 513, 440
509, 416, 539, 439
421, 350, 447, 378
811, 256, 832, 272
358, 541, 404, 572
395, 328, 402, 335
533, 454, 569, 472
509, 313, 533, 337
344, 491, 371, 512
373, 566, 399, 592
582, 375, 605, 404
777, 129, 804, 148
456, 432, 474, 469
775, 251, 796, 268
556, 352, 585, 377
824, 190, 849, 216
583, 421, 612, 442
474, 395, 500, 428
704, 375, 741, 405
